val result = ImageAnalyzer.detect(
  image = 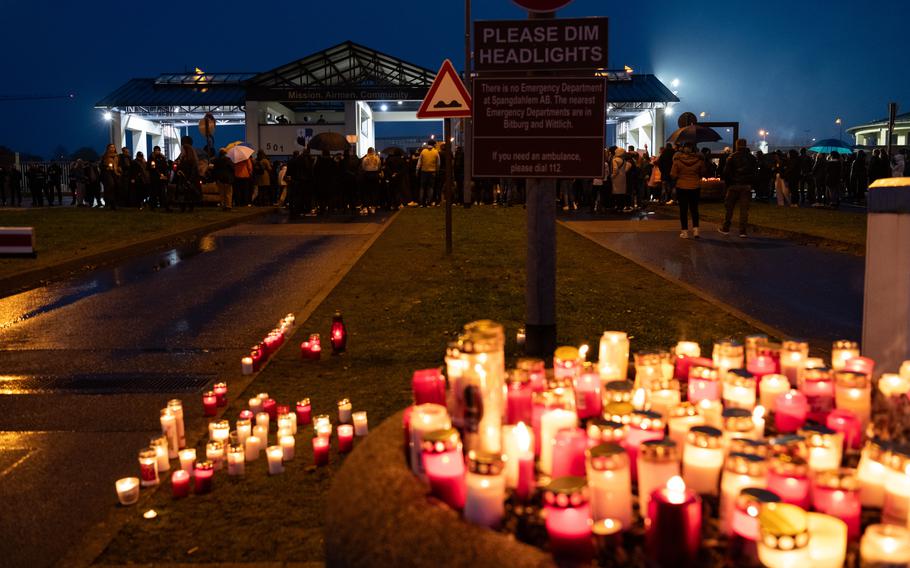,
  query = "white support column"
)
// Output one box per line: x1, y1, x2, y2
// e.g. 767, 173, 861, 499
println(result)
245, 101, 262, 150
110, 111, 124, 149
